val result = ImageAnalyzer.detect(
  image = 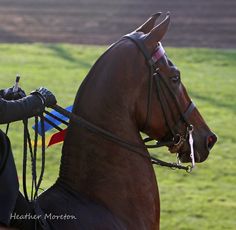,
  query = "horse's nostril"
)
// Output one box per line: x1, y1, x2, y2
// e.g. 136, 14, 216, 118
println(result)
206, 134, 217, 151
